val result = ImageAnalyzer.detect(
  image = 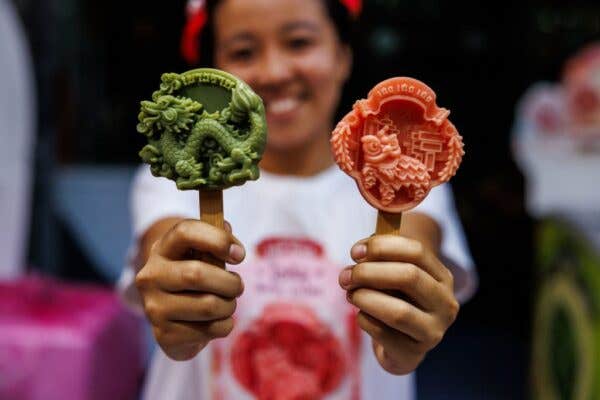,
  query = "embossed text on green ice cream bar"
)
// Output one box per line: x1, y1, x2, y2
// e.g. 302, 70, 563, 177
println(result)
137, 68, 267, 190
